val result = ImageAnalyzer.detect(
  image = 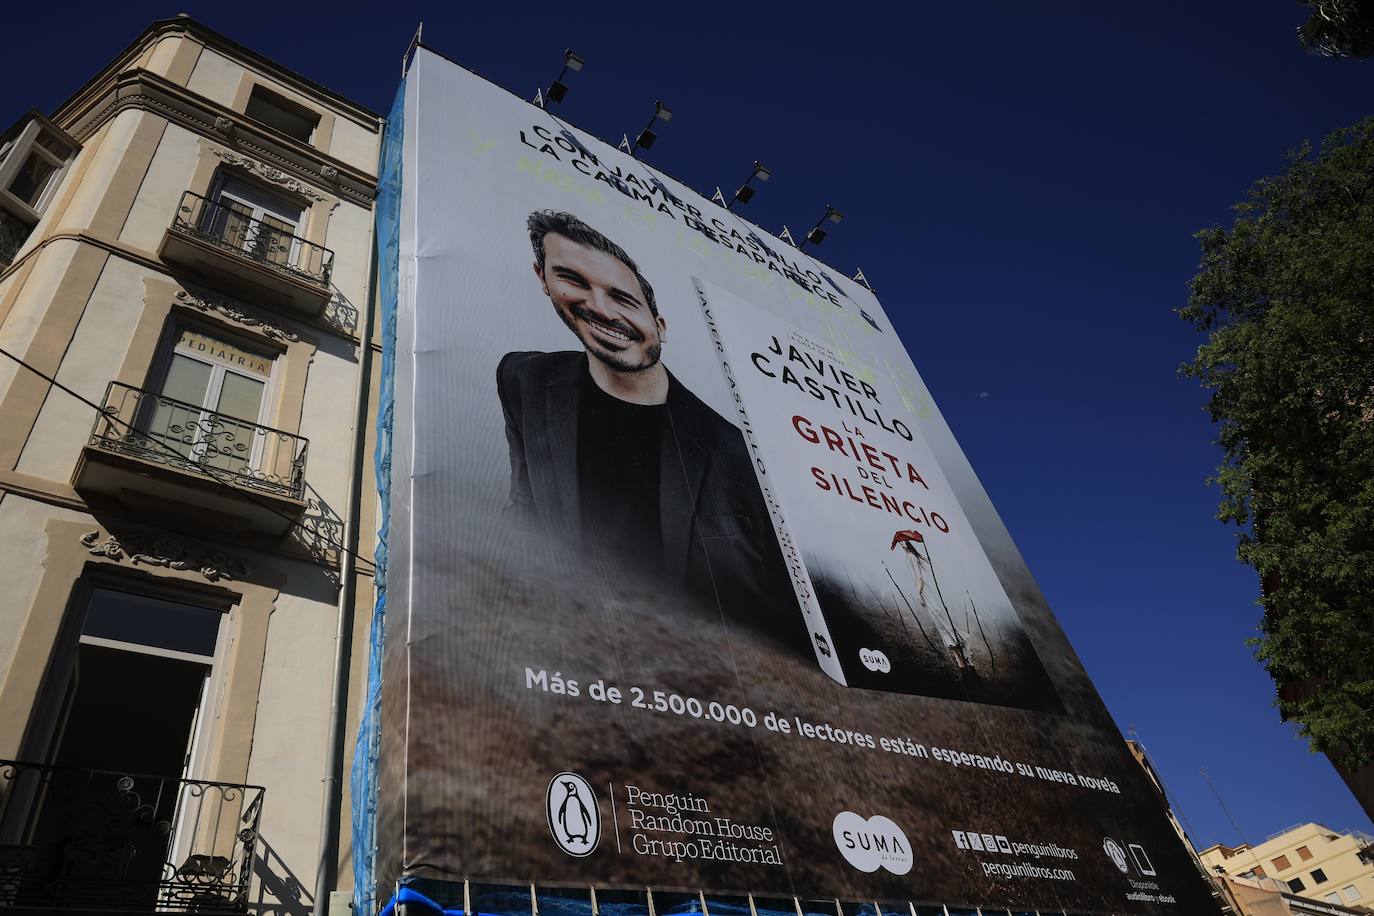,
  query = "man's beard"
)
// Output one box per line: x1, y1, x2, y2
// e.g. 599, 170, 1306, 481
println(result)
560, 303, 661, 372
